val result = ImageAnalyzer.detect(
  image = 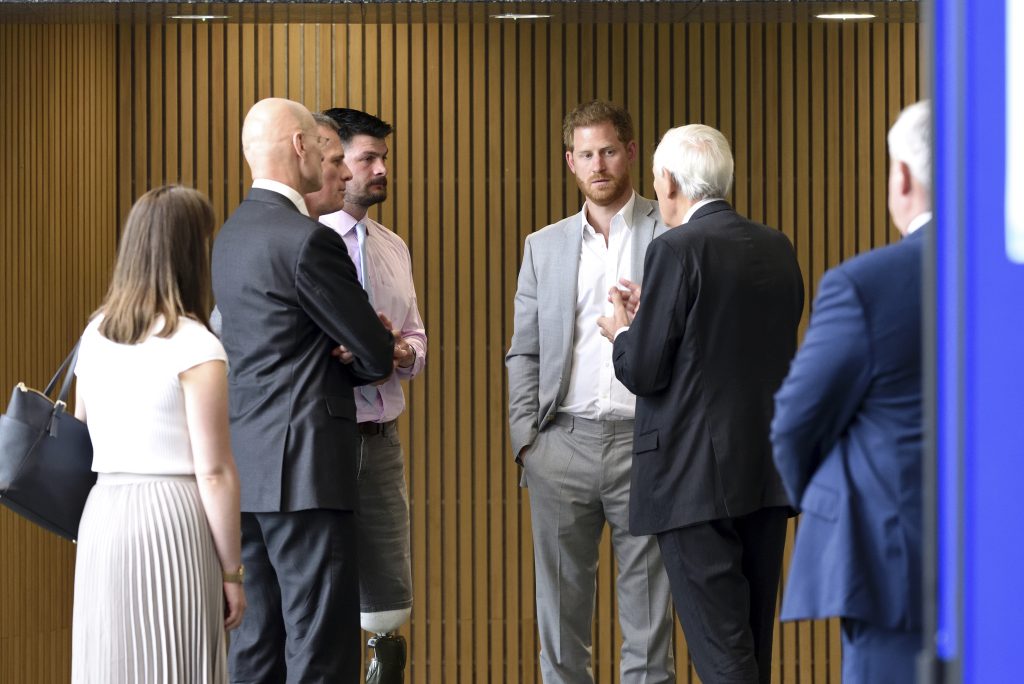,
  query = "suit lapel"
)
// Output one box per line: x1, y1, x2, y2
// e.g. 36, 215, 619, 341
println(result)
631, 197, 658, 282
555, 215, 583, 382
